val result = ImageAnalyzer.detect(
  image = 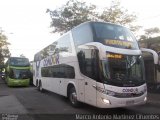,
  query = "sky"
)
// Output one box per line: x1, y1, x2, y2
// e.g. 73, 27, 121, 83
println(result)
0, 0, 160, 61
